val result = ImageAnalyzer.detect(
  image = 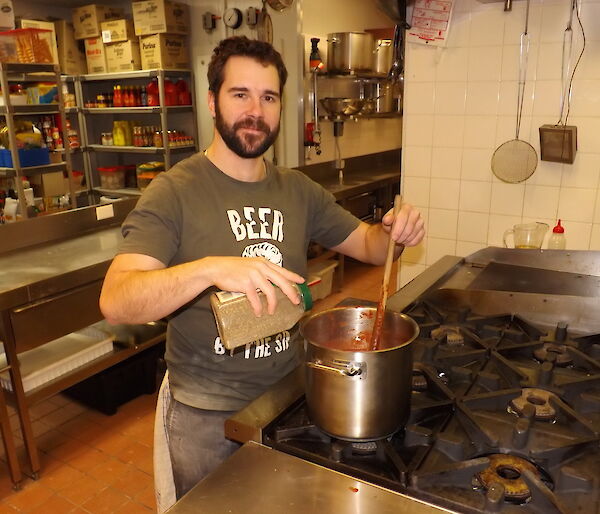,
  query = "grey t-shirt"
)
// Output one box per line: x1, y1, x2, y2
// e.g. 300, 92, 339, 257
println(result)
118, 153, 360, 410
